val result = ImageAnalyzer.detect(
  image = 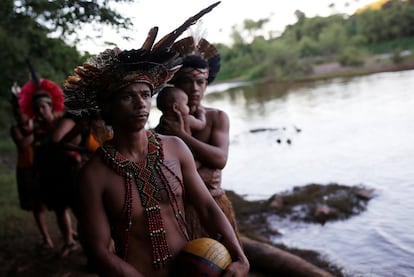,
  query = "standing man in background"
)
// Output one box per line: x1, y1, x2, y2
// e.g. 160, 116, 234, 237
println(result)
159, 36, 240, 241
